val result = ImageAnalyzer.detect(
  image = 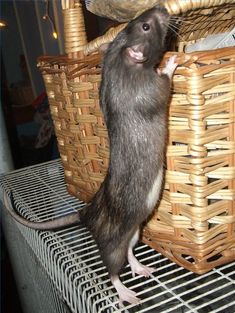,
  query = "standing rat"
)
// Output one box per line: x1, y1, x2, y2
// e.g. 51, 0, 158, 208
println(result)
3, 5, 178, 305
